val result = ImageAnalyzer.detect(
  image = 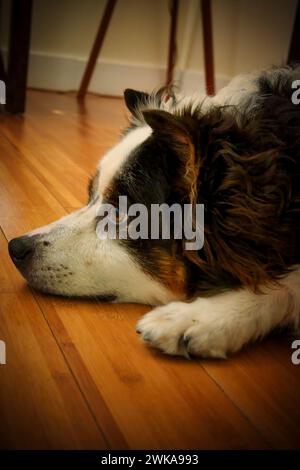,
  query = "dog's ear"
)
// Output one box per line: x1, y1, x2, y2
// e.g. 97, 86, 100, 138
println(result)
142, 109, 191, 146
124, 89, 149, 115
143, 109, 198, 202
